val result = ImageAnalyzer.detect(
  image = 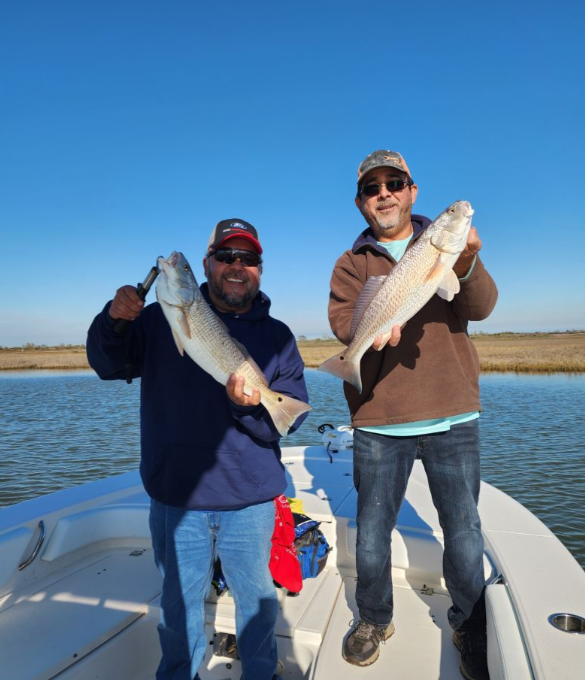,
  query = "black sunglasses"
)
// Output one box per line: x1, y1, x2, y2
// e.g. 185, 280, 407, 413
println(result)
209, 248, 262, 267
359, 178, 412, 198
